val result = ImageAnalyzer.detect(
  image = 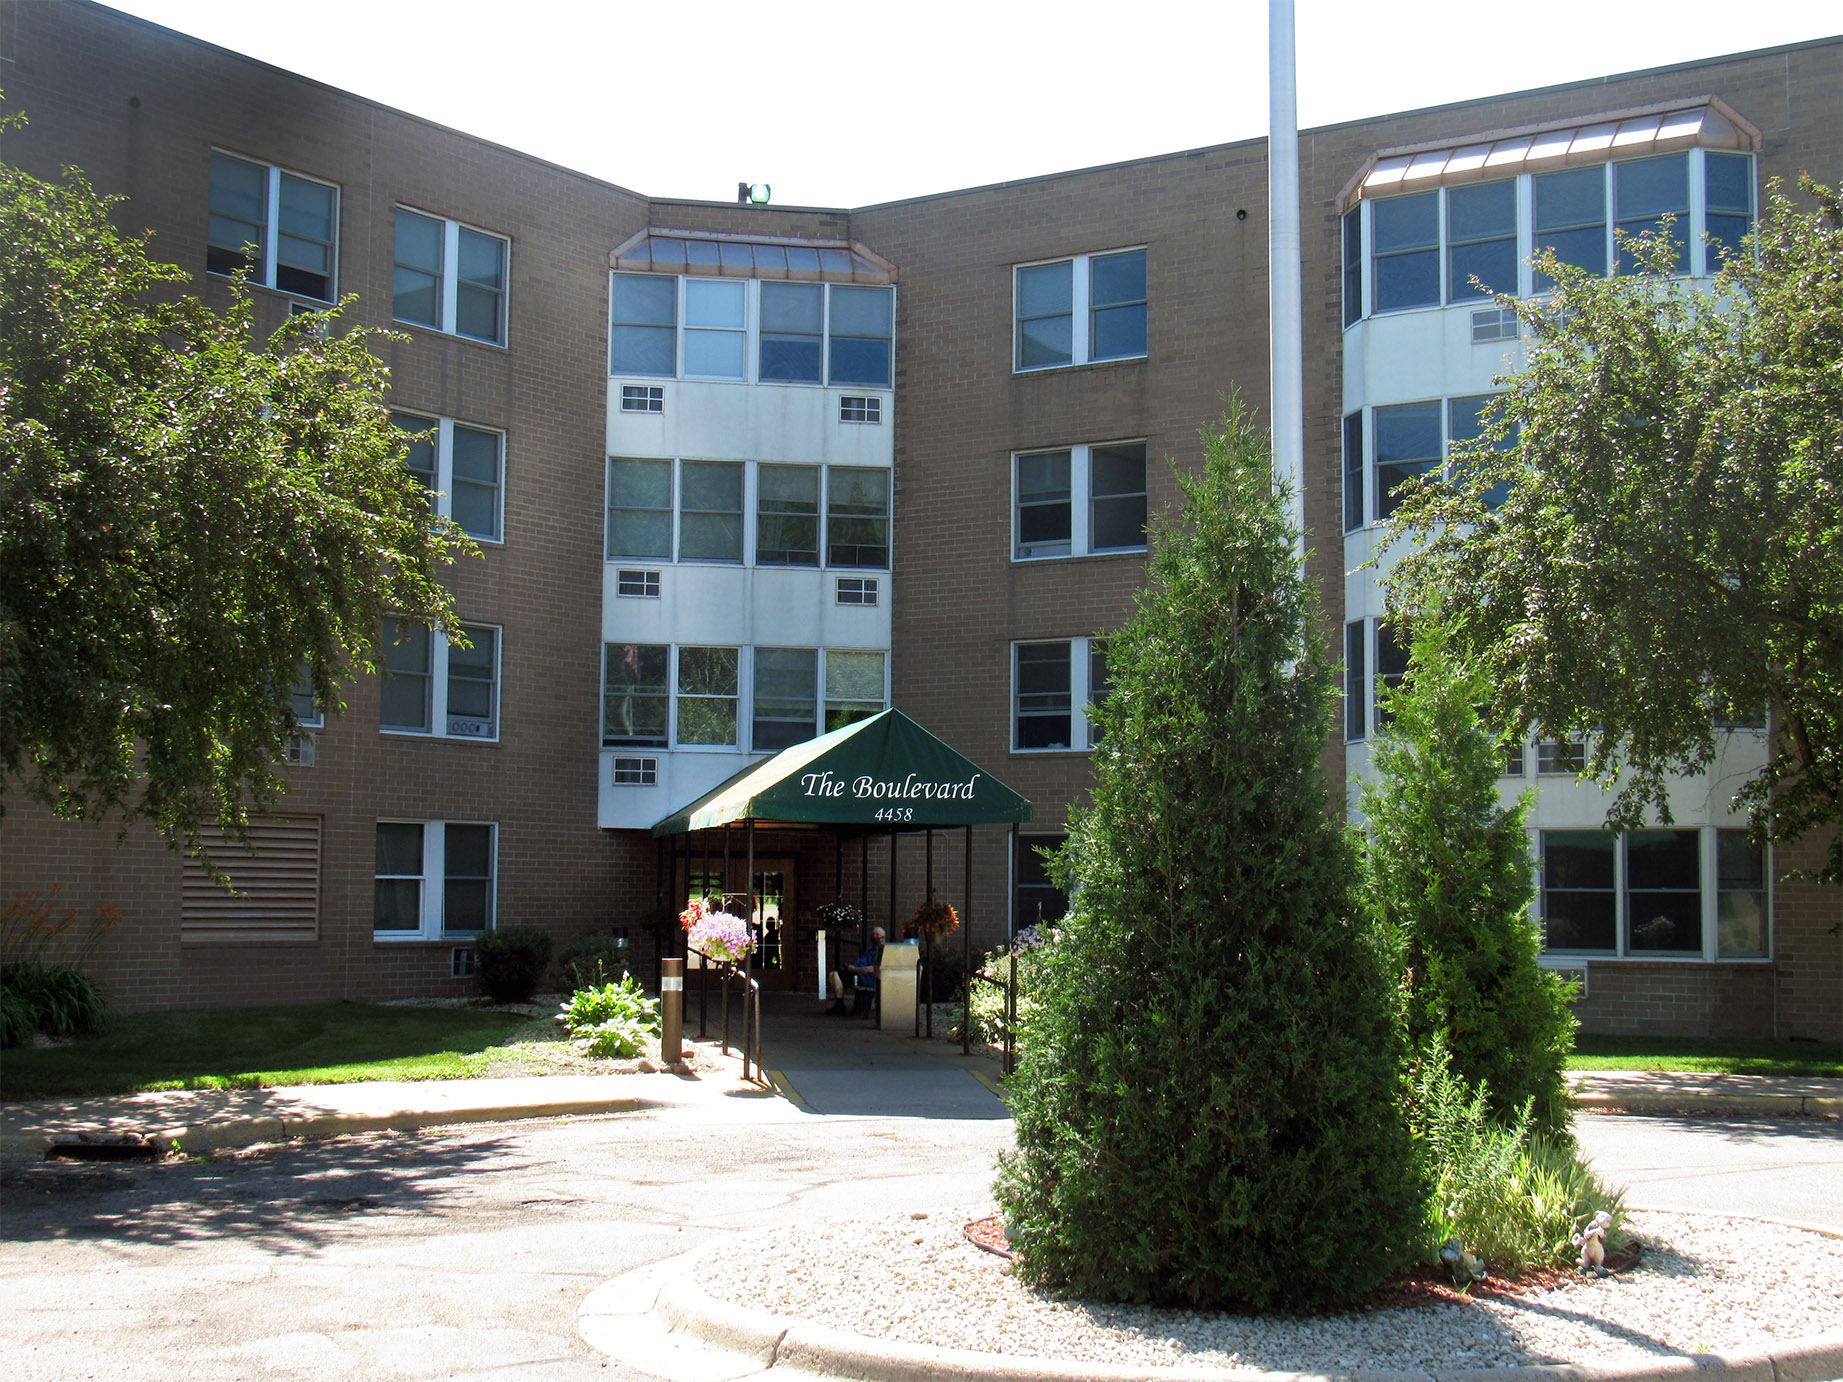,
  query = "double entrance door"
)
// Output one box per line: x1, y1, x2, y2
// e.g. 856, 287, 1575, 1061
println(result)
682, 858, 797, 991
